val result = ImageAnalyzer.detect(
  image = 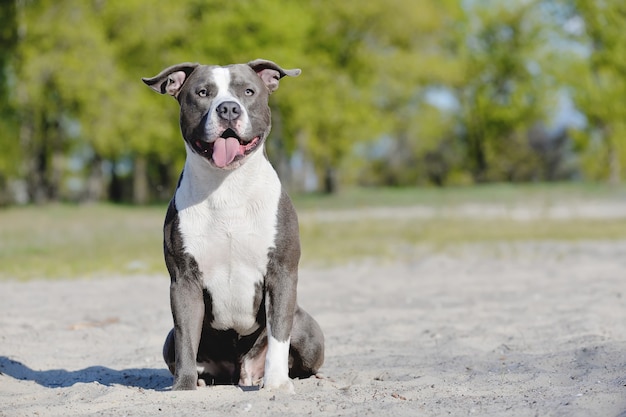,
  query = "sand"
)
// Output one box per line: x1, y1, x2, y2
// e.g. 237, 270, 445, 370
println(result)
1, 239, 626, 416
